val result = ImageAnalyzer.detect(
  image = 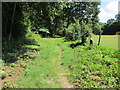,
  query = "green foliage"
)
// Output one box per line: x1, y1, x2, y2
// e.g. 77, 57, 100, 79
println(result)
39, 28, 50, 34
115, 13, 120, 22
80, 21, 92, 37
2, 2, 104, 88
2, 2, 100, 40
93, 23, 102, 35
37, 28, 50, 37
2, 2, 26, 38
2, 36, 119, 88
7, 71, 16, 76
102, 14, 120, 35
22, 12, 32, 37
11, 38, 63, 88
102, 22, 120, 35
0, 71, 7, 79
2, 33, 40, 63
10, 63, 18, 67
0, 60, 4, 66
62, 42, 119, 88
65, 19, 92, 42
107, 19, 115, 24
65, 23, 77, 41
